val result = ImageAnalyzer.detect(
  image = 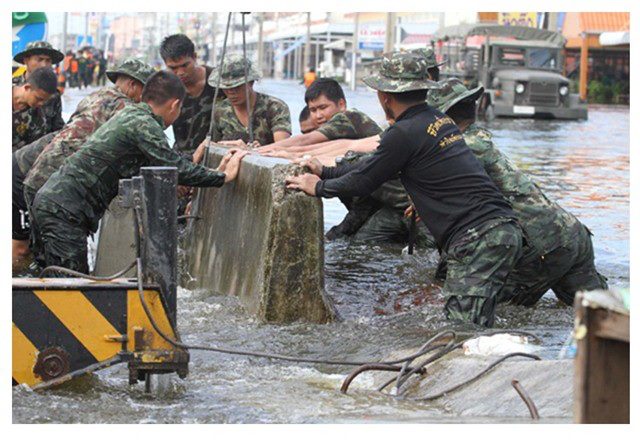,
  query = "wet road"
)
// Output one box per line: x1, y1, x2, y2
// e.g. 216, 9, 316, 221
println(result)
13, 80, 629, 423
